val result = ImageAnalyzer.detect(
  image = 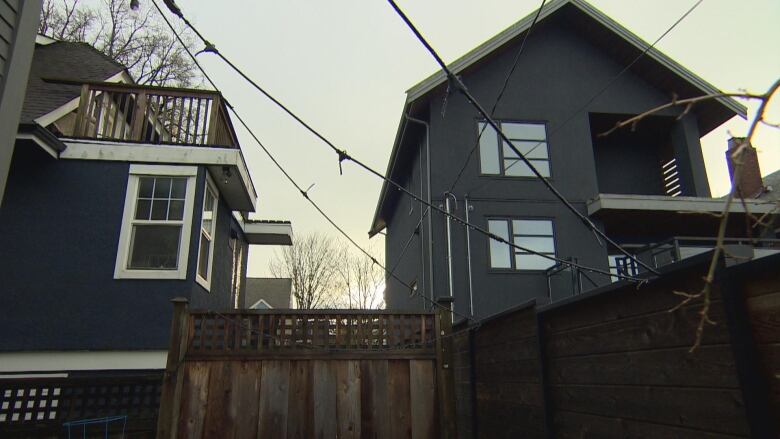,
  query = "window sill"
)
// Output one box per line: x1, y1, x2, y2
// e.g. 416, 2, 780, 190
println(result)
196, 275, 211, 292
114, 268, 187, 280
487, 268, 553, 275
478, 174, 554, 181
